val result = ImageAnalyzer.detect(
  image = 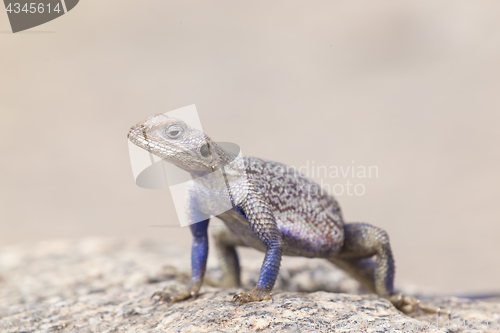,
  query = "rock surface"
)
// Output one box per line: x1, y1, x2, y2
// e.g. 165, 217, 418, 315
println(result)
0, 237, 499, 332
